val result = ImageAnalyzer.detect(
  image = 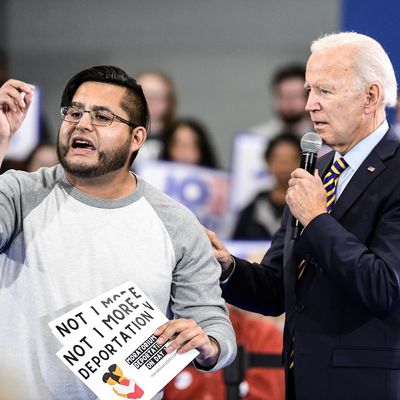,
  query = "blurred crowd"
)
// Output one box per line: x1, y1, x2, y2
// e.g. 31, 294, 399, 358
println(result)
132, 65, 311, 245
